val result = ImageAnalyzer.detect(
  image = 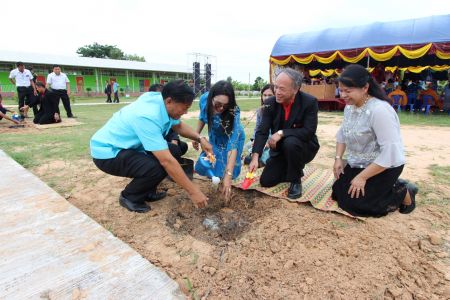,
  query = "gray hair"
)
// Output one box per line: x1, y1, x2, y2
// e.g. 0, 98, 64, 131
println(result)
278, 68, 303, 89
